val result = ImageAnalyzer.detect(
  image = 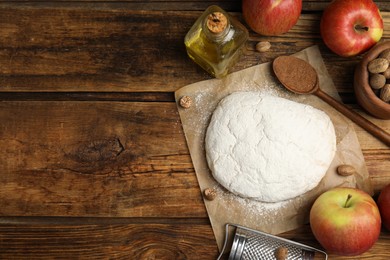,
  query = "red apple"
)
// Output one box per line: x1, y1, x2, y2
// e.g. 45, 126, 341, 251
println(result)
378, 183, 390, 231
242, 0, 302, 36
320, 0, 383, 57
310, 187, 381, 256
